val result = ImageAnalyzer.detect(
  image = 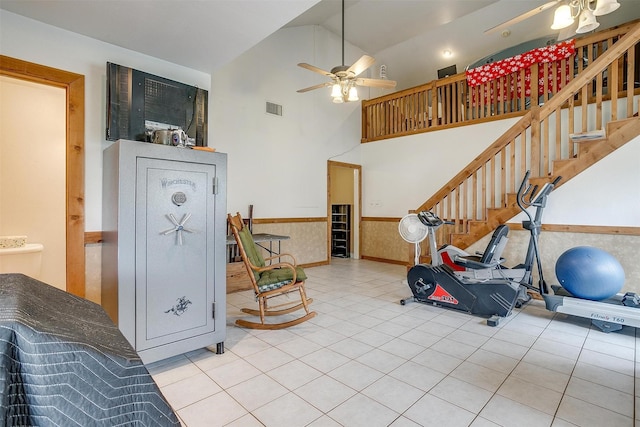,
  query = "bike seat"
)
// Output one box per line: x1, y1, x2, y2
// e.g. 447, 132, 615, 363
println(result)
454, 224, 509, 269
